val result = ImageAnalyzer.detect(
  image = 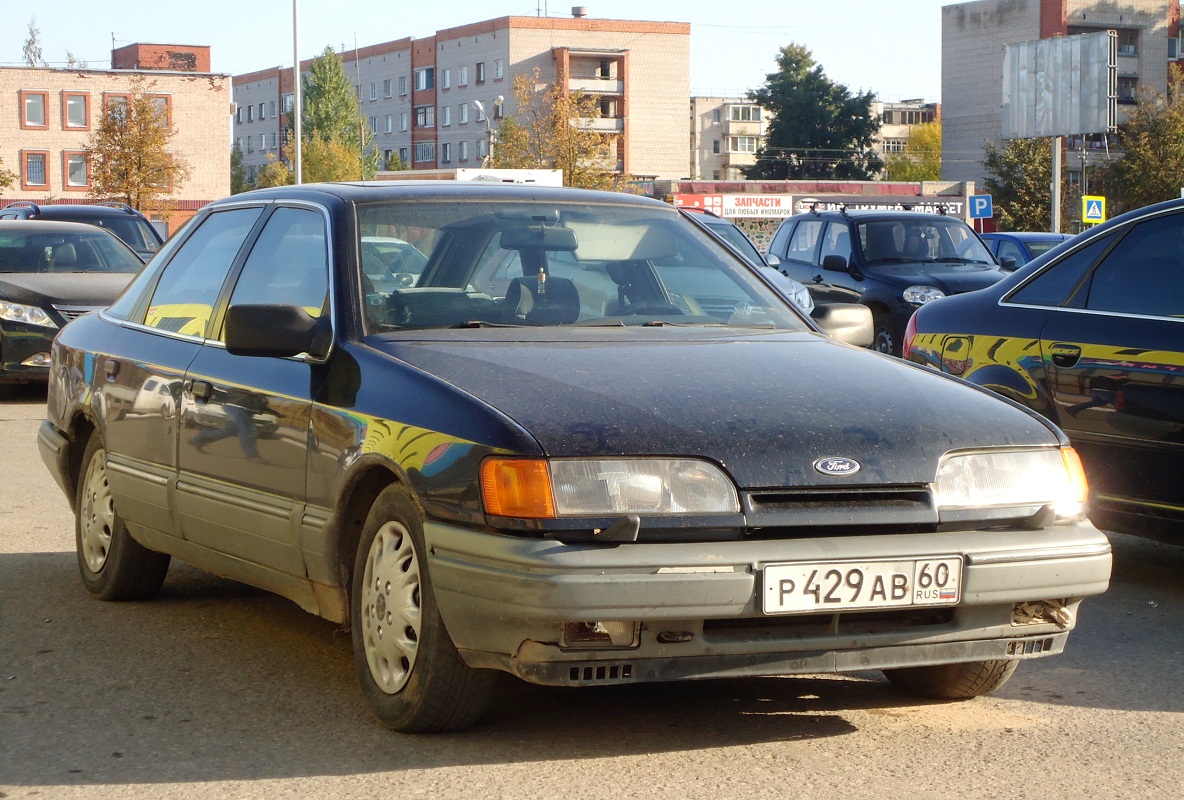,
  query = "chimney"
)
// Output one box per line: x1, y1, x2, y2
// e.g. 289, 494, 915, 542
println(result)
572, 6, 588, 18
